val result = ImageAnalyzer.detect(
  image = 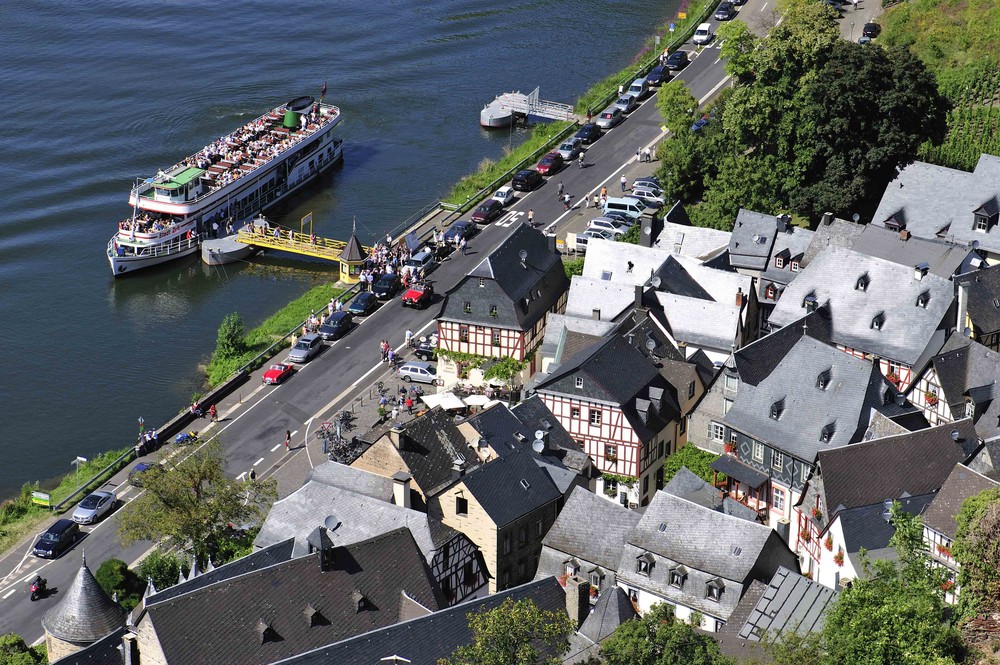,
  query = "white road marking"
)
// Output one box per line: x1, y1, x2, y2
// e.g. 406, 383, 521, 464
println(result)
2, 588, 15, 599
253, 457, 265, 467
760, 1, 767, 9
495, 211, 523, 228
236, 472, 247, 481
290, 430, 298, 437
270, 444, 281, 452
